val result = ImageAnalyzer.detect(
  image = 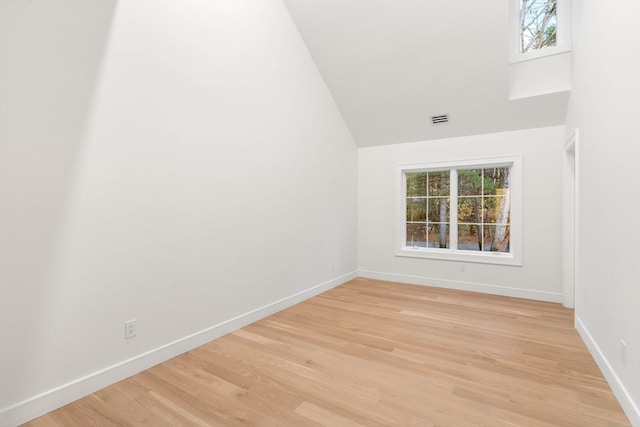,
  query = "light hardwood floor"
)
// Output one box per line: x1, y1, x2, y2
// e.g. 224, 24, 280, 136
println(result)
25, 278, 629, 426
